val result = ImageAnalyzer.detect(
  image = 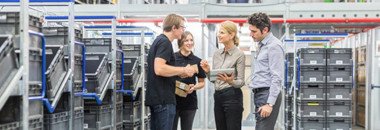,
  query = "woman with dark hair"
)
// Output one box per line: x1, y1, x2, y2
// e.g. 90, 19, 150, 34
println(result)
172, 31, 206, 130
